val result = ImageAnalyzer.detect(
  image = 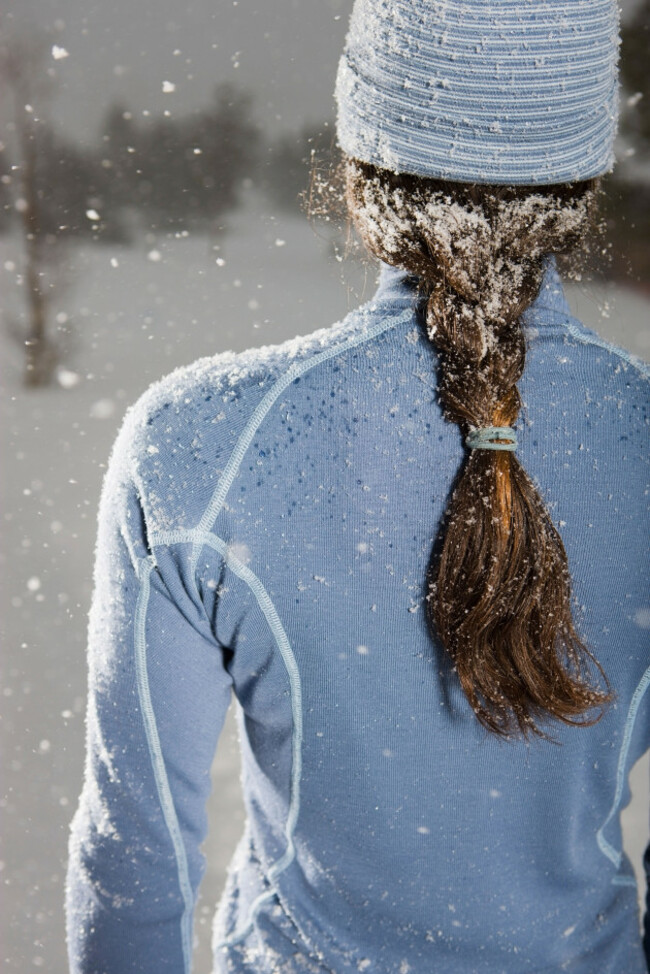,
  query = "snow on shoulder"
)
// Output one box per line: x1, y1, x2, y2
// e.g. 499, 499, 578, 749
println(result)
102, 301, 396, 535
